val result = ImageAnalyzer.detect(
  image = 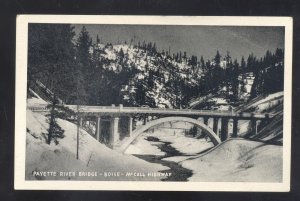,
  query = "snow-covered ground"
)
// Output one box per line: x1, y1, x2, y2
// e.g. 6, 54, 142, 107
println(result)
26, 110, 169, 181
181, 138, 282, 182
